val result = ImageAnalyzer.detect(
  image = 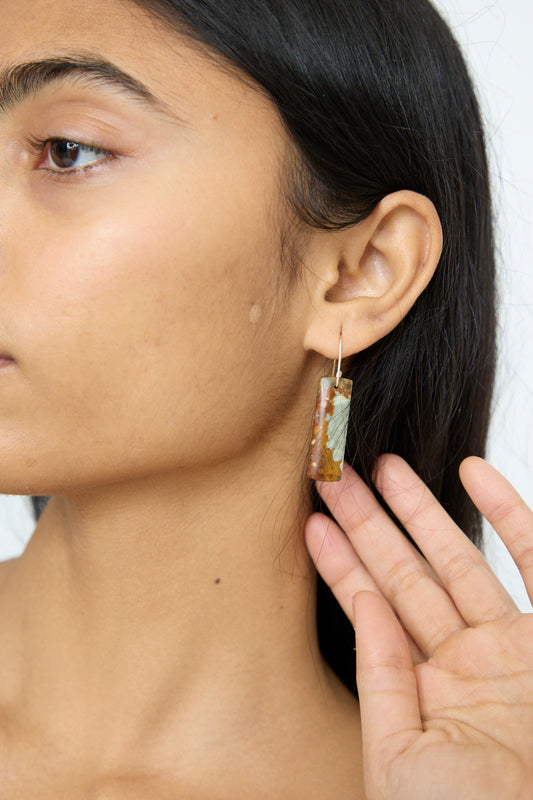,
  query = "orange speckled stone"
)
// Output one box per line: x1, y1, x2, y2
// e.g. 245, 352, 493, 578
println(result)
307, 377, 353, 482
